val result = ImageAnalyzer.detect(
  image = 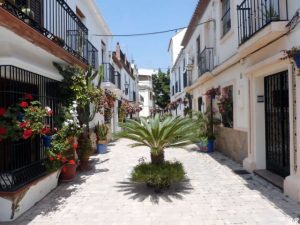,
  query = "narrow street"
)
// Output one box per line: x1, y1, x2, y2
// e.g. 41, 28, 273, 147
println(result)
7, 139, 300, 225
